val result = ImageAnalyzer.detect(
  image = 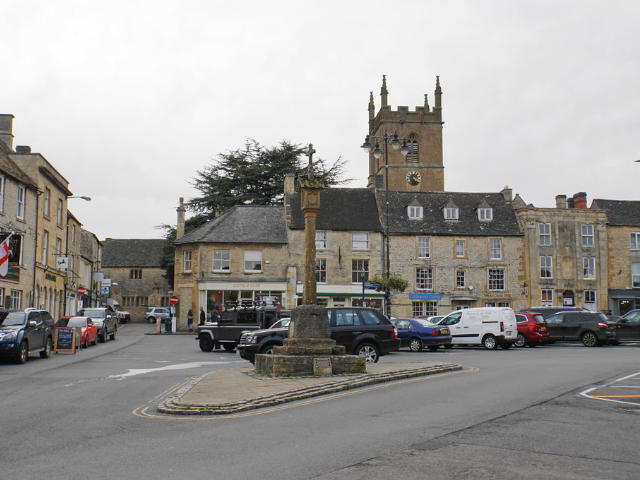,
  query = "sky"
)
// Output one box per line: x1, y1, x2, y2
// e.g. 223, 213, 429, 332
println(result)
1, 0, 638, 240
